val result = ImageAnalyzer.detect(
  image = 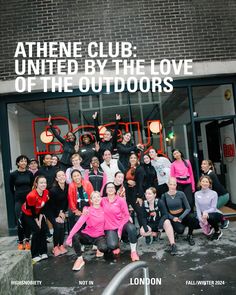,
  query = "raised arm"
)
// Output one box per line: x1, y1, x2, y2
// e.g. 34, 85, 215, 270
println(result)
48, 114, 66, 144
